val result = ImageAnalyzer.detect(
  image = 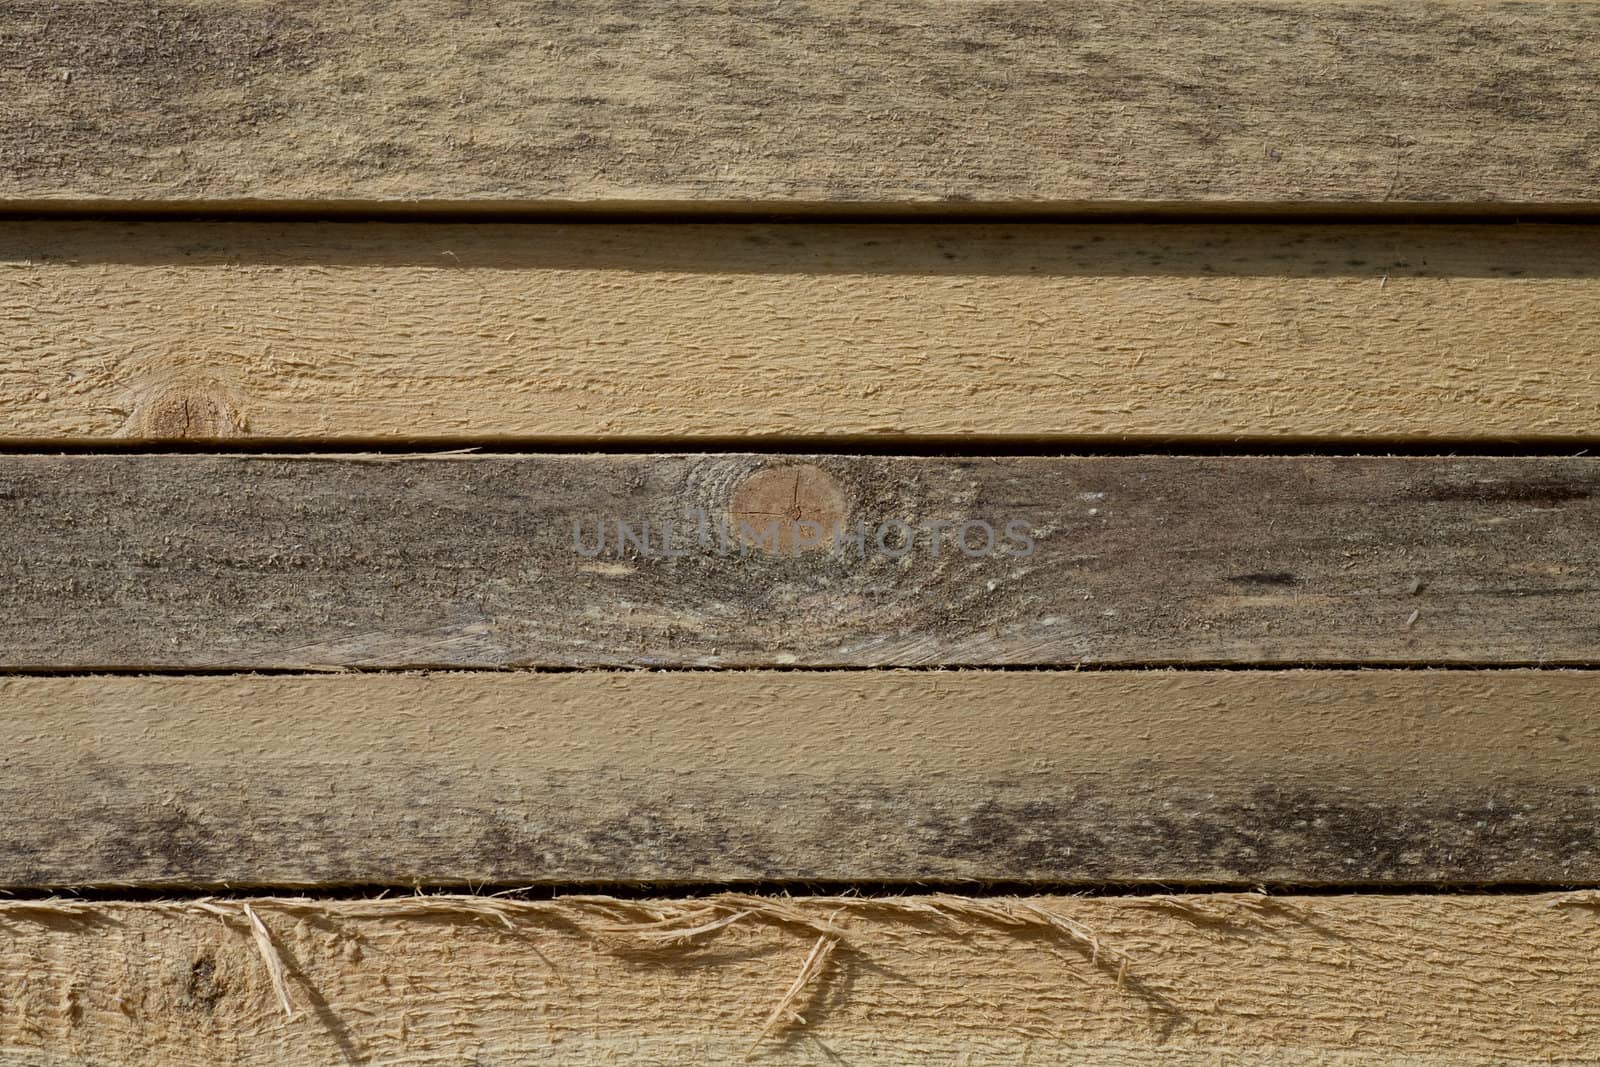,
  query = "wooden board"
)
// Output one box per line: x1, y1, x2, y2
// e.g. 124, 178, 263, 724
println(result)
3, 892, 1597, 1064
4, 670, 1600, 888
7, 221, 1600, 444
2, 453, 1598, 670
3, 1, 1600, 209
